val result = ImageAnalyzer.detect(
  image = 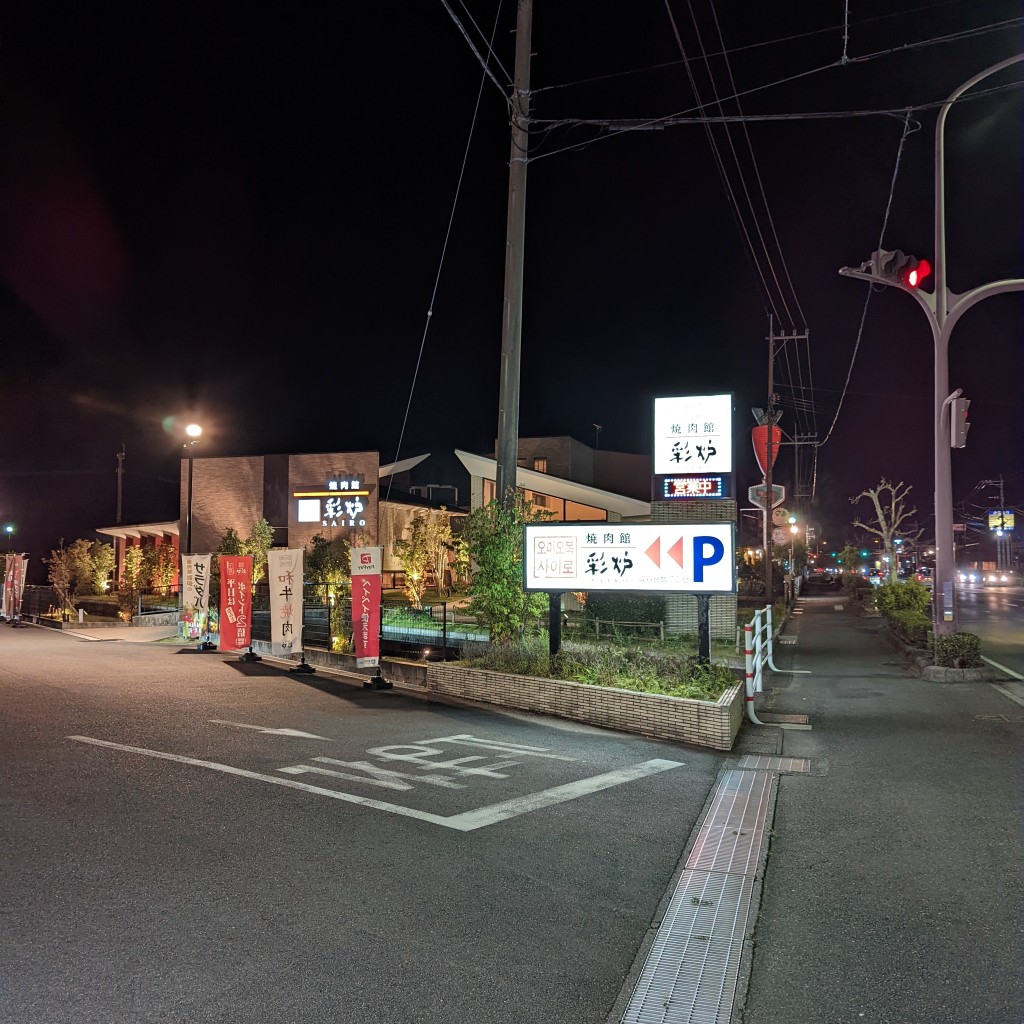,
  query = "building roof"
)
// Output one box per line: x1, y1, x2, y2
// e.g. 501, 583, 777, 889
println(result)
379, 454, 430, 477
455, 449, 651, 519
96, 521, 180, 541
